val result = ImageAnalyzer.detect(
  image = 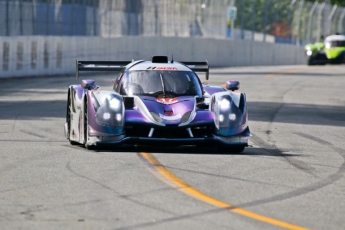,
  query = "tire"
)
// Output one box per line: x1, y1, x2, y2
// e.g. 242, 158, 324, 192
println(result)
84, 99, 90, 149
67, 93, 79, 146
84, 99, 96, 150
217, 144, 245, 154
307, 56, 315, 66
231, 145, 245, 153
